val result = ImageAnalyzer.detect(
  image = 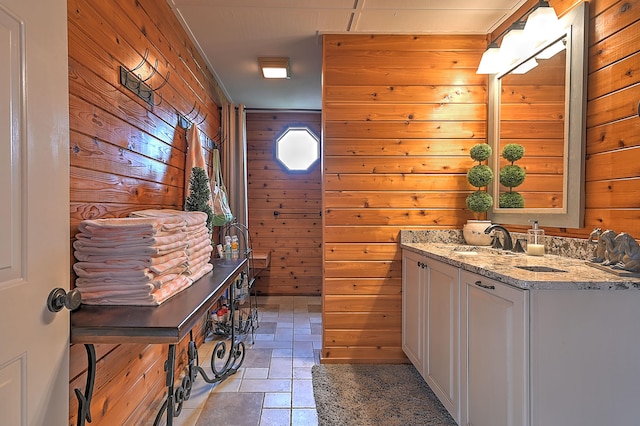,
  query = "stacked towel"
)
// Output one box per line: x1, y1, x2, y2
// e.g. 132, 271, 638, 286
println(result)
129, 209, 213, 281
73, 216, 192, 306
